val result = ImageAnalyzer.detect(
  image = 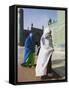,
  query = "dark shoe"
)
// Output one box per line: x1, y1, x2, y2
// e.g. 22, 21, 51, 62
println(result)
41, 75, 48, 80
21, 63, 28, 67
33, 64, 36, 67
28, 64, 32, 68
